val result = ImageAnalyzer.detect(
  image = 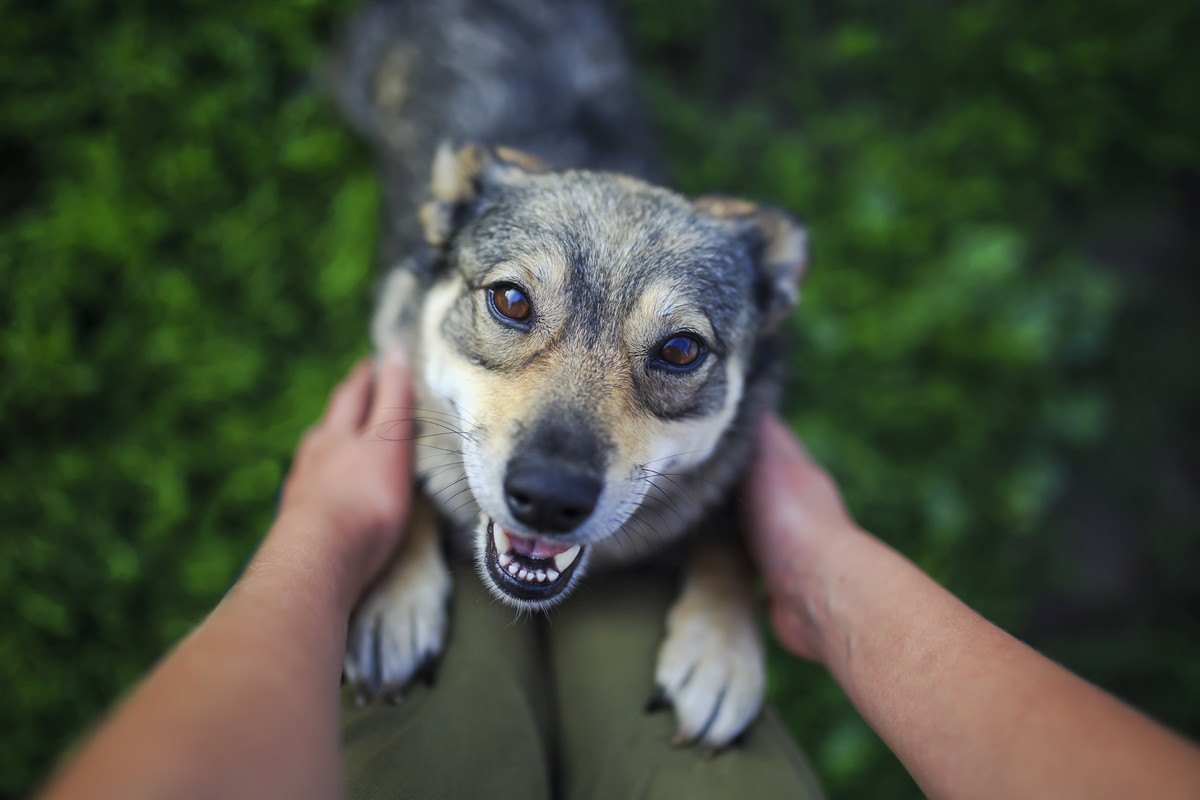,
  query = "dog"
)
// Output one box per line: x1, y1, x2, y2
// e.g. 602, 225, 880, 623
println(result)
332, 0, 807, 749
